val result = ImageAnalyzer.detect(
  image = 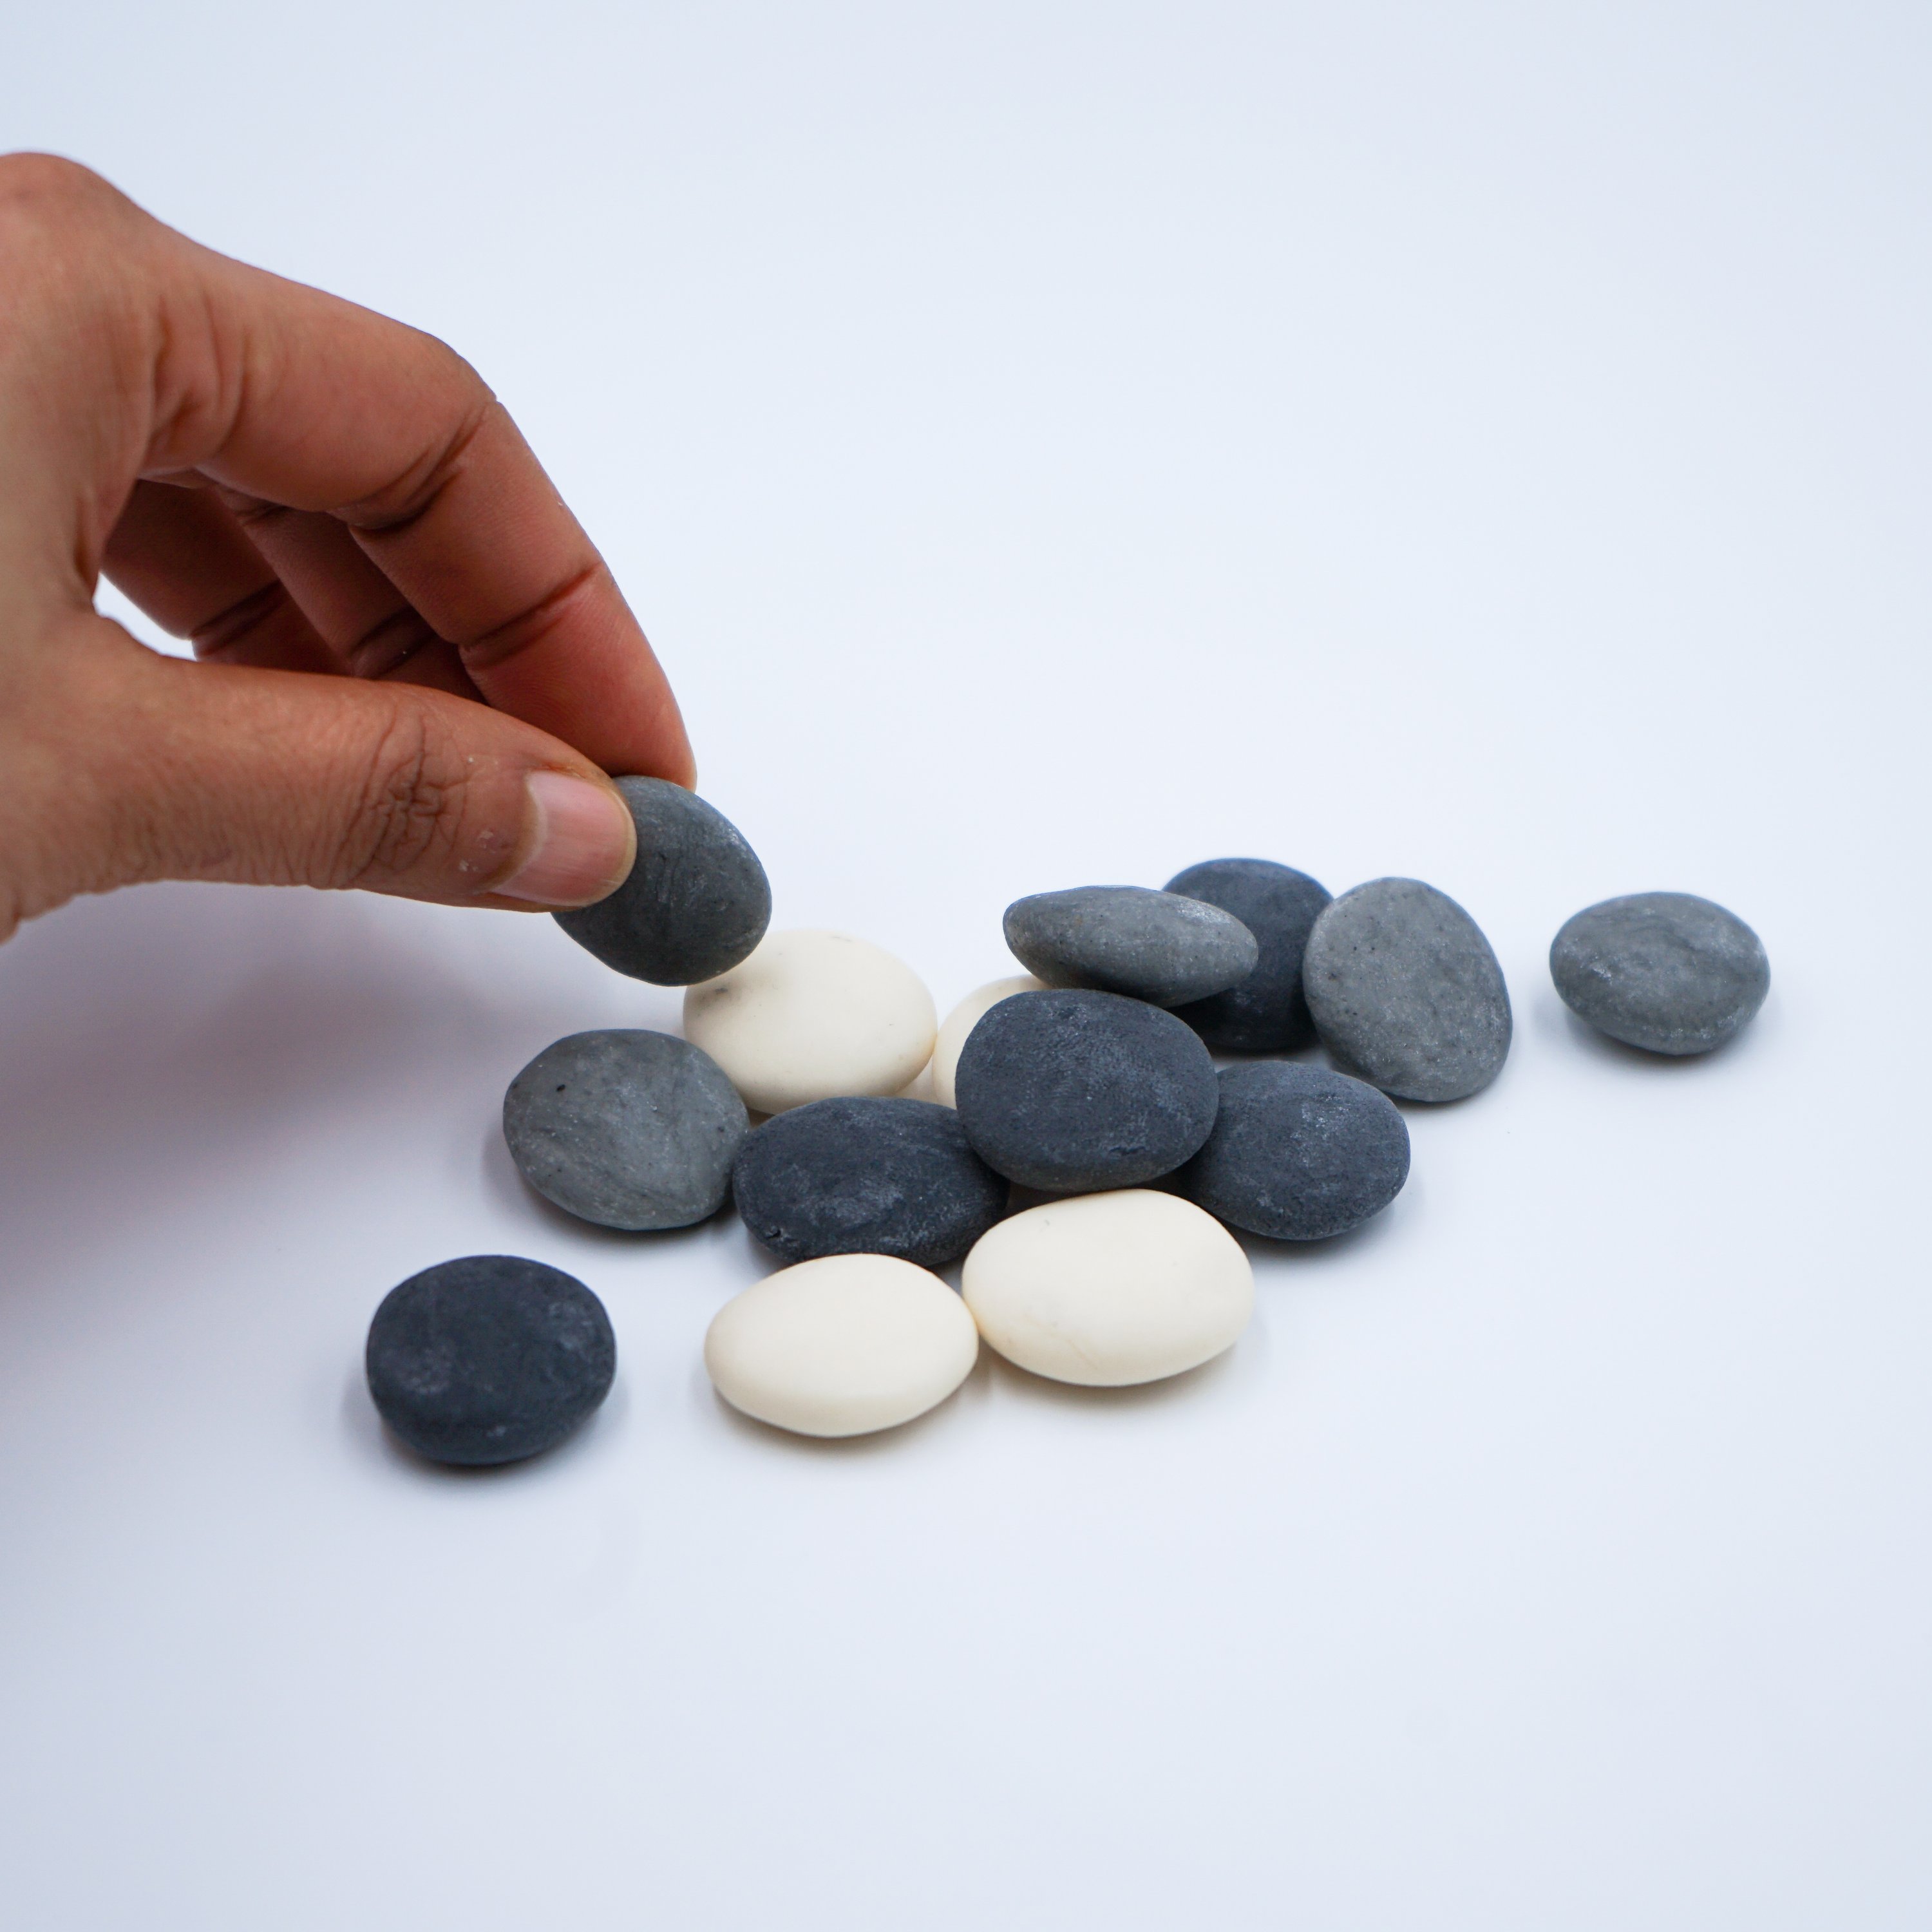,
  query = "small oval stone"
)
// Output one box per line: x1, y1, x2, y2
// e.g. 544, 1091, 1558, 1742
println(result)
954, 989, 1220, 1191
1303, 878, 1512, 1102
1173, 1062, 1410, 1240
931, 975, 1043, 1107
1165, 857, 1332, 1052
684, 930, 938, 1115
733, 1096, 1007, 1267
1003, 886, 1260, 1007
962, 1190, 1253, 1387
1551, 891, 1769, 1055
705, 1254, 980, 1438
503, 1029, 748, 1231
554, 777, 770, 985
366, 1255, 616, 1466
